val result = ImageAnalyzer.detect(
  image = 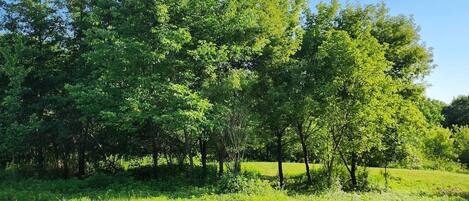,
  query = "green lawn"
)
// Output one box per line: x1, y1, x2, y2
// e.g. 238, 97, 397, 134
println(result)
1, 162, 468, 201
243, 162, 469, 193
